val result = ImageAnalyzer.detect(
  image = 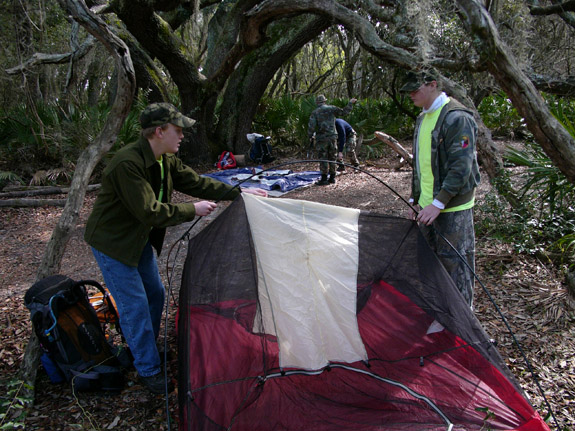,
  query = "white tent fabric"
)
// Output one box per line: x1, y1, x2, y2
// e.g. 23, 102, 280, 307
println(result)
243, 194, 367, 369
